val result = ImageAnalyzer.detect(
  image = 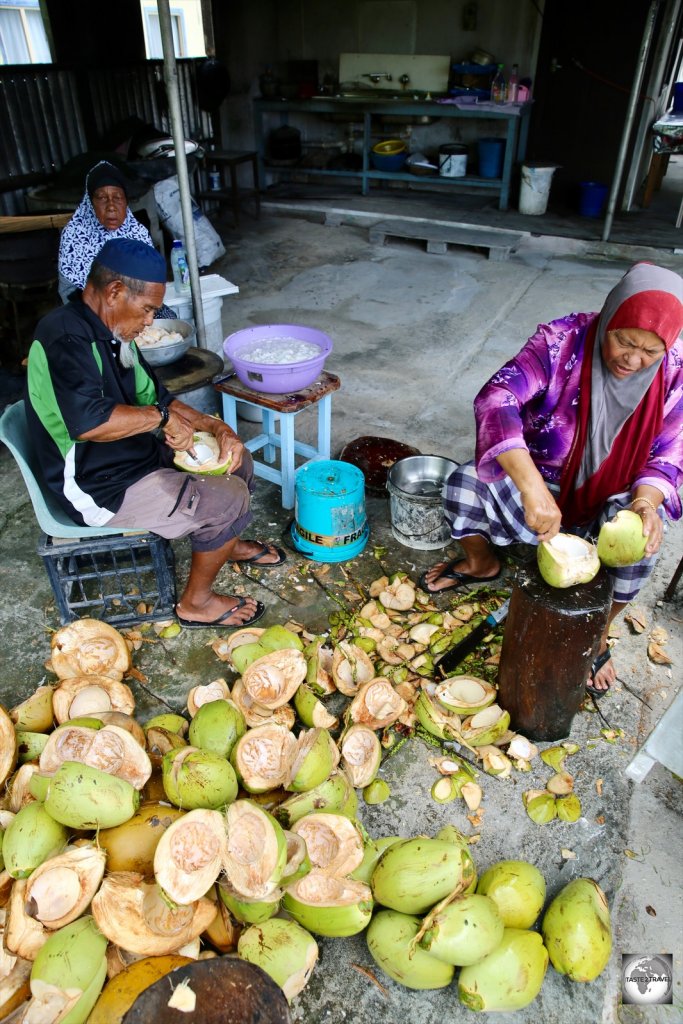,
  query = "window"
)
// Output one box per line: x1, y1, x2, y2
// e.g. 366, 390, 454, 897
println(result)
140, 0, 206, 60
0, 0, 51, 65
